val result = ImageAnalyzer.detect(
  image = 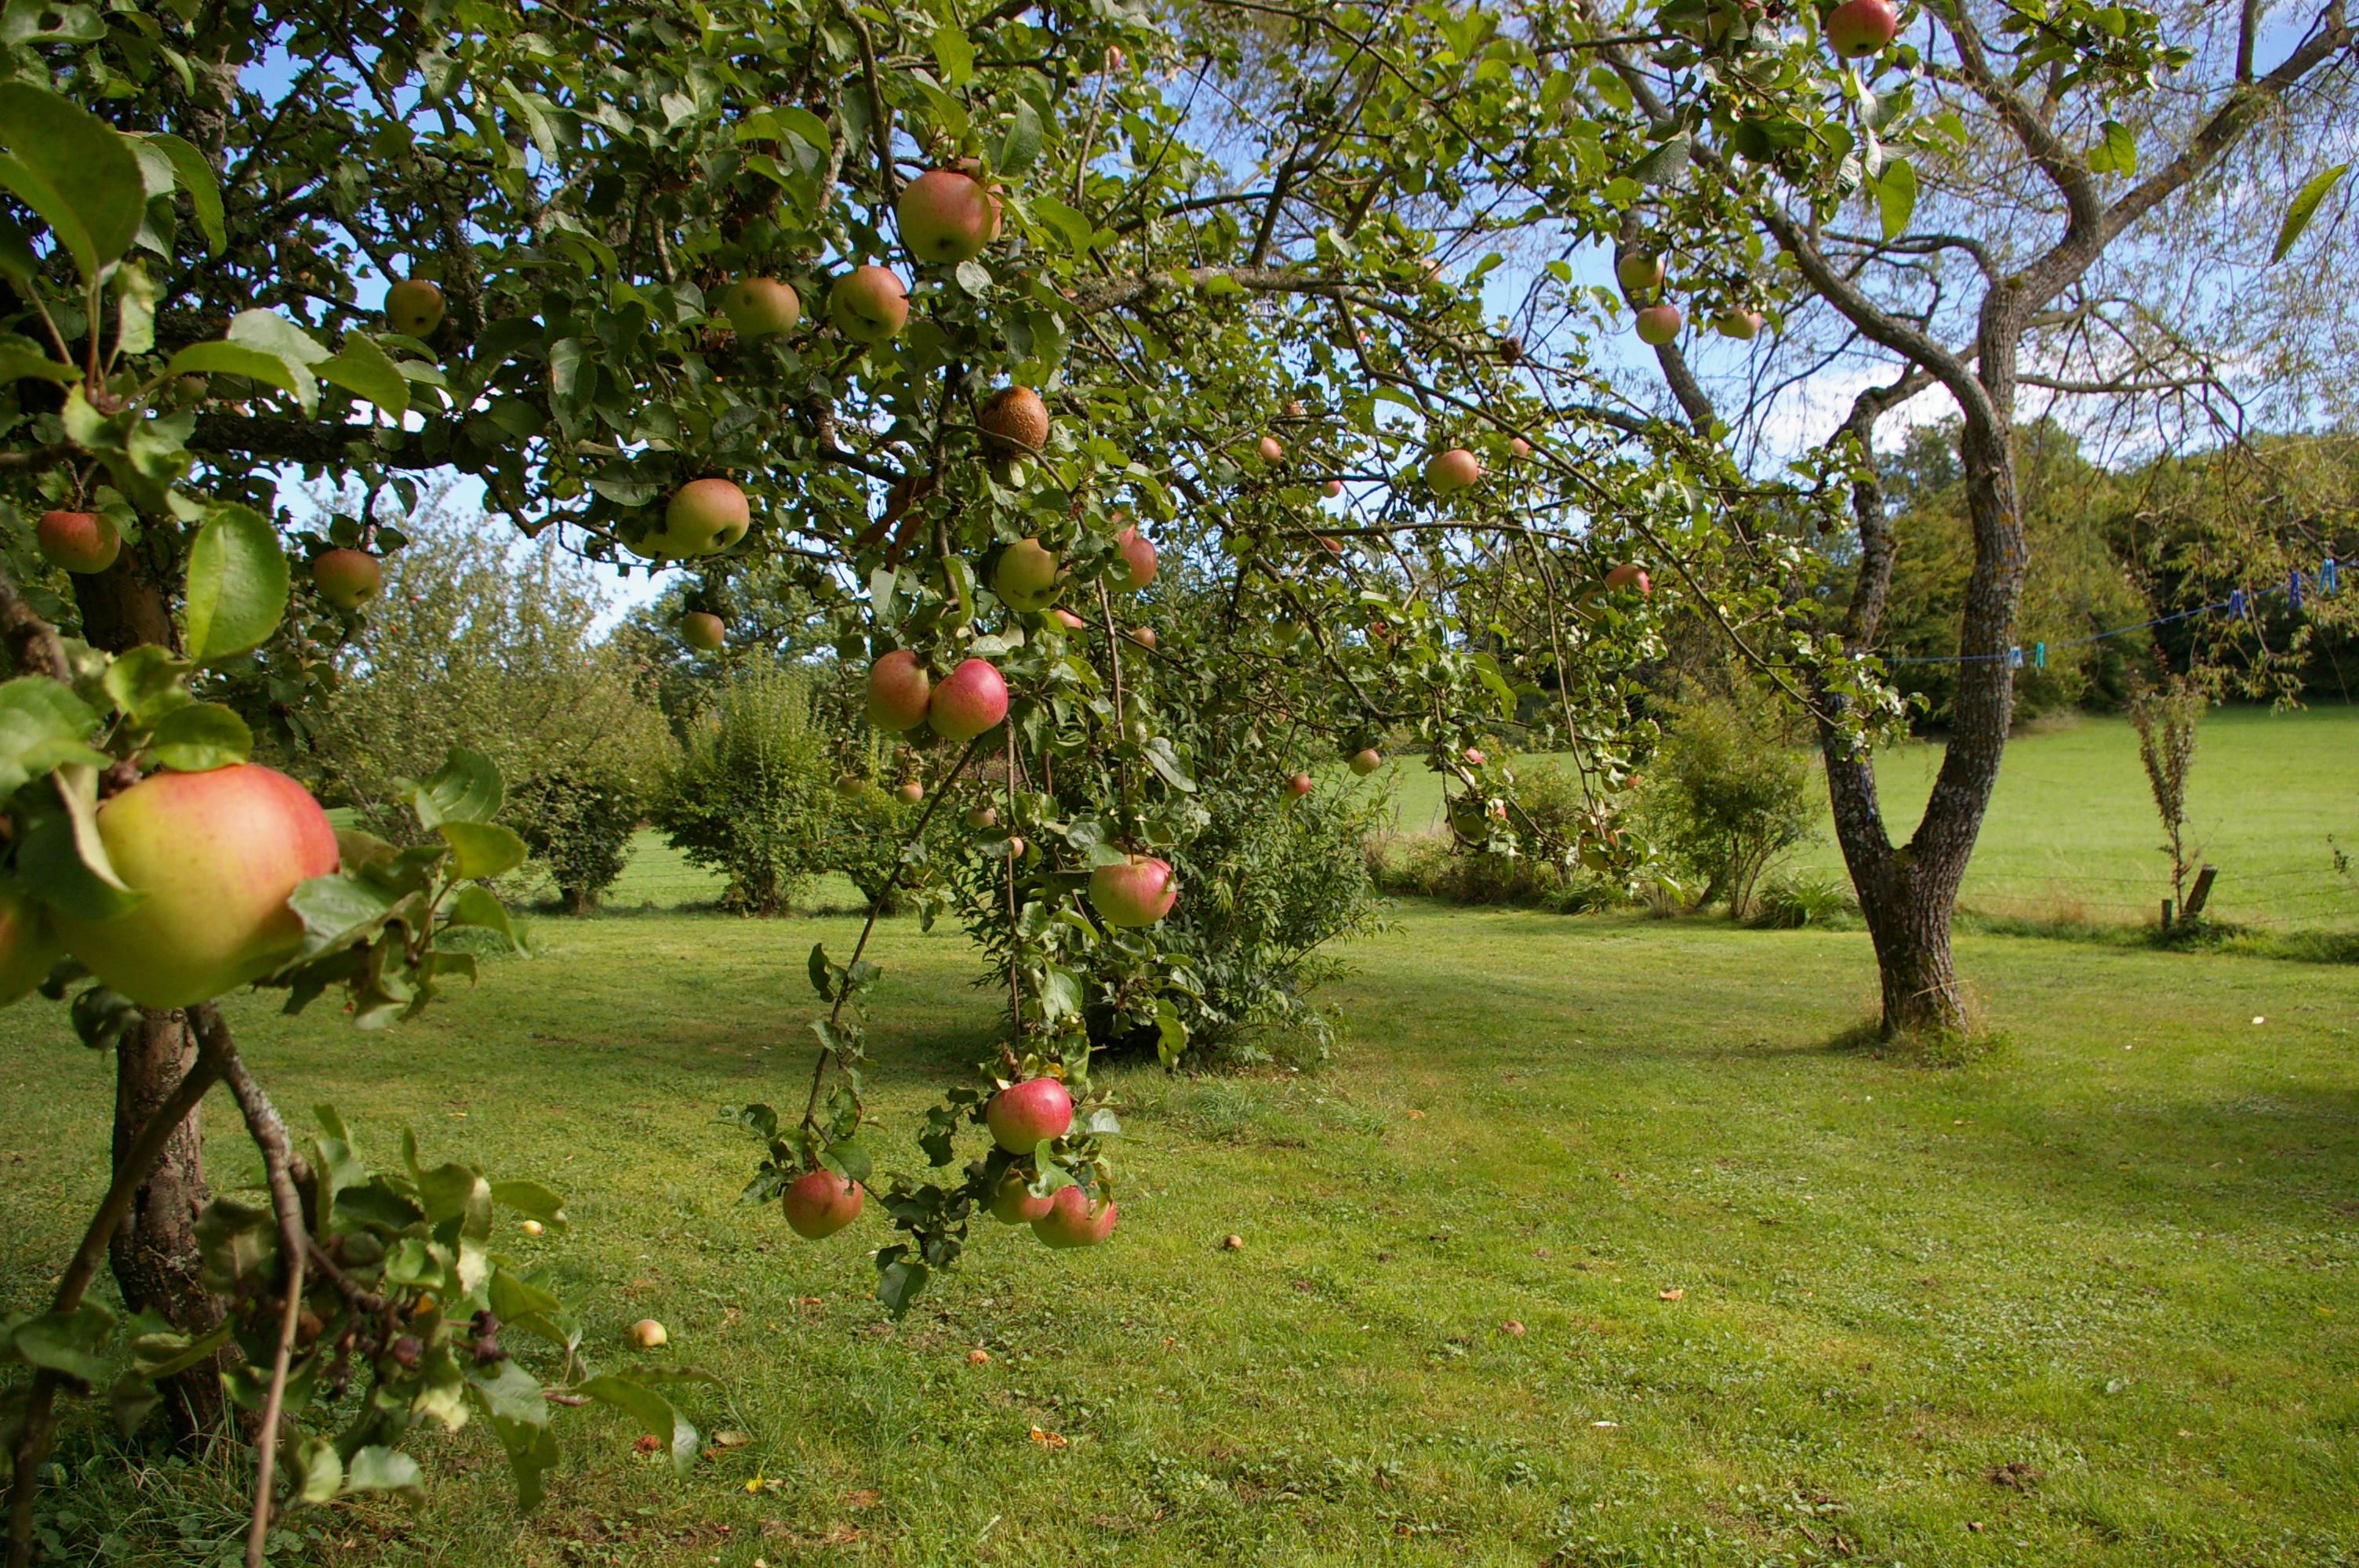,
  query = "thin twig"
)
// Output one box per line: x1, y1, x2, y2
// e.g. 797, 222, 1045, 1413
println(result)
245, 1248, 304, 1568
